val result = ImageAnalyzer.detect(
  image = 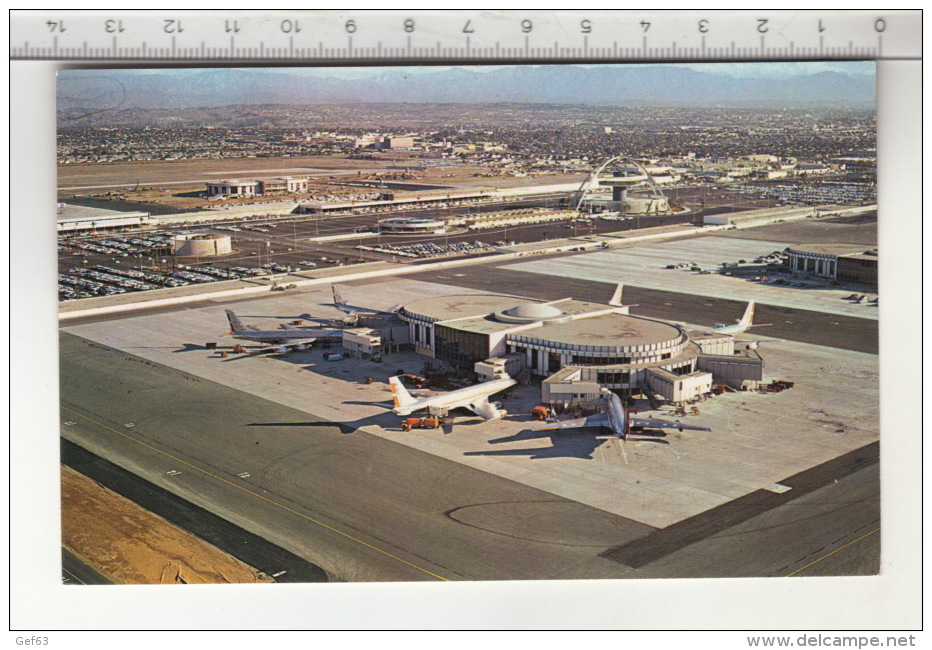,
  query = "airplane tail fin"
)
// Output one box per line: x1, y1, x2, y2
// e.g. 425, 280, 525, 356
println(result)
609, 283, 624, 307
331, 285, 345, 308
225, 310, 248, 334
738, 301, 755, 327
388, 376, 418, 411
